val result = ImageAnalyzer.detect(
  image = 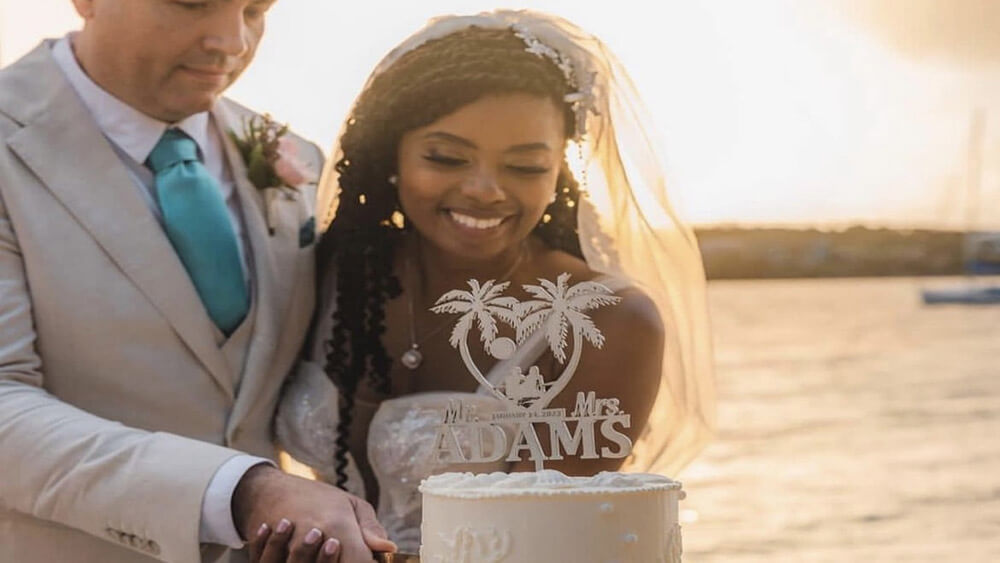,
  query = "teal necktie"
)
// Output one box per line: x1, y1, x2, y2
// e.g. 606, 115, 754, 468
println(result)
147, 129, 249, 335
